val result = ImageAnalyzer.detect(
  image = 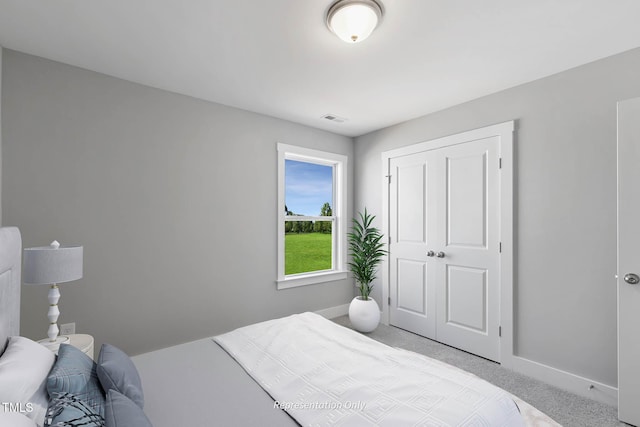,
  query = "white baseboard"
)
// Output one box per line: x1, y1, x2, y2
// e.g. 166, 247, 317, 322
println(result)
511, 355, 618, 407
315, 303, 349, 319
